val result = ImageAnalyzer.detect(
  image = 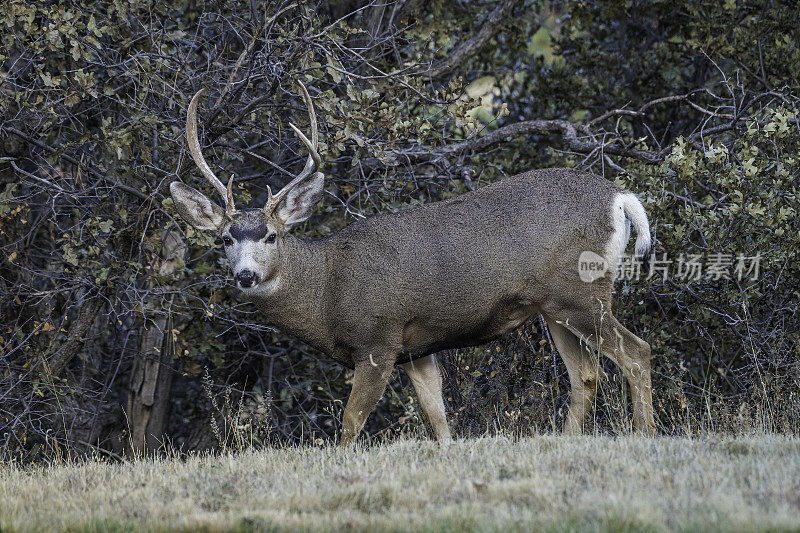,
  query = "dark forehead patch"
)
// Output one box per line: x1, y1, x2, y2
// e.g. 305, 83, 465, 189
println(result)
229, 210, 270, 241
